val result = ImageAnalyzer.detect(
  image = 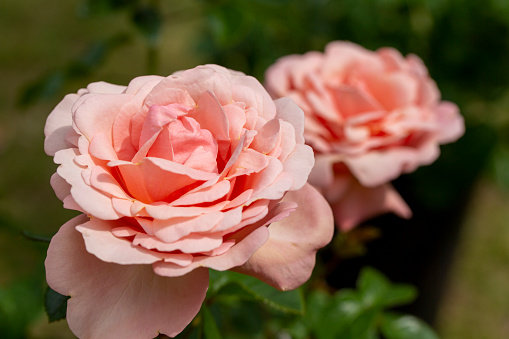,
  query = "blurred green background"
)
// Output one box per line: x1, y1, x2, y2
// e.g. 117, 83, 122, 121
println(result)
1, 0, 509, 338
